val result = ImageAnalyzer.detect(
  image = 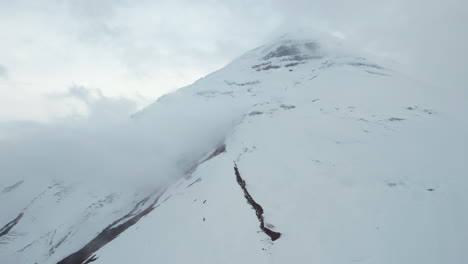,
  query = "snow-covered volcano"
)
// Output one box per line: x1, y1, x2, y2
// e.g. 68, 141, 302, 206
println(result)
1, 35, 467, 264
